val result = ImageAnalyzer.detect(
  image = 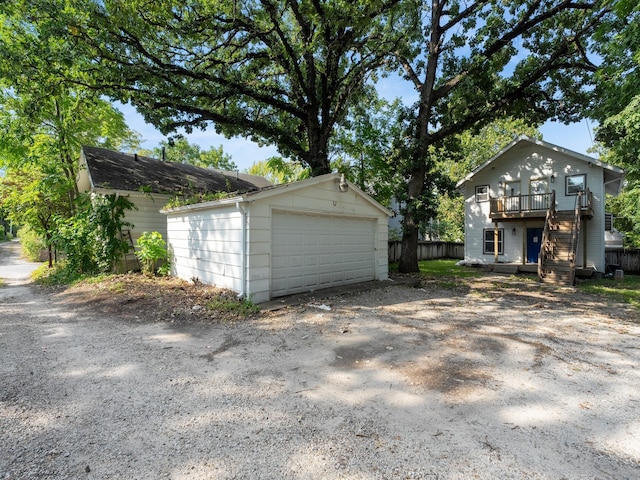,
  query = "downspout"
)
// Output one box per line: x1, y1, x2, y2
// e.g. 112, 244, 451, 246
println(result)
237, 201, 248, 299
